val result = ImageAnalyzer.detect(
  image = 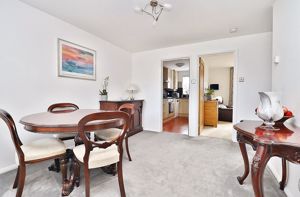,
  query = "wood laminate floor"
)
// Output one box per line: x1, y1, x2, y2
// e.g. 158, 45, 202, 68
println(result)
163, 117, 188, 135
